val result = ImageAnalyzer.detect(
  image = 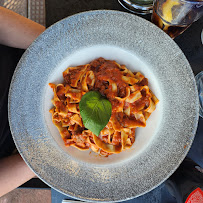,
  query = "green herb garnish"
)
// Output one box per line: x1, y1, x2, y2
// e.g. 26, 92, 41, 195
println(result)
79, 91, 112, 136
